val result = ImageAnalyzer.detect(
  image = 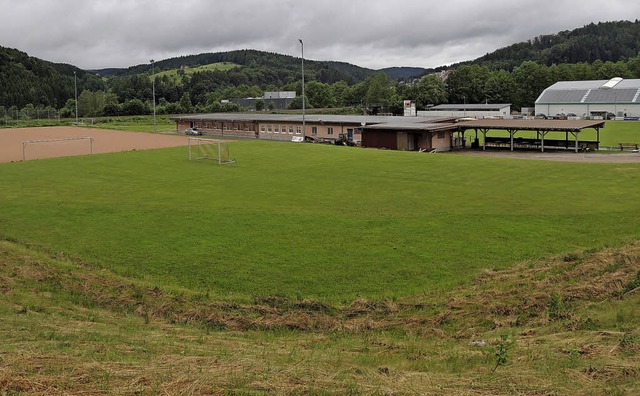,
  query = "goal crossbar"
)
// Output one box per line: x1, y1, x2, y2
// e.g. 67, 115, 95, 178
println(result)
22, 136, 94, 161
